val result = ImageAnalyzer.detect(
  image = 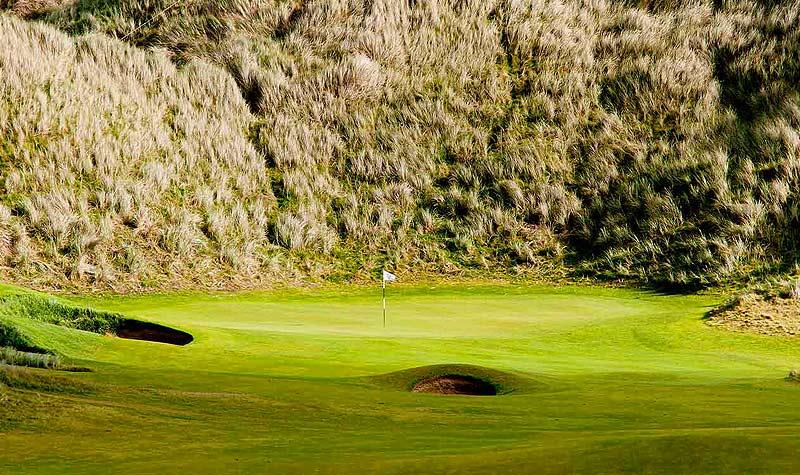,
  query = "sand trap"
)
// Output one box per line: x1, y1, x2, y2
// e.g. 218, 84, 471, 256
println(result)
116, 320, 193, 346
412, 374, 497, 396
707, 294, 800, 337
